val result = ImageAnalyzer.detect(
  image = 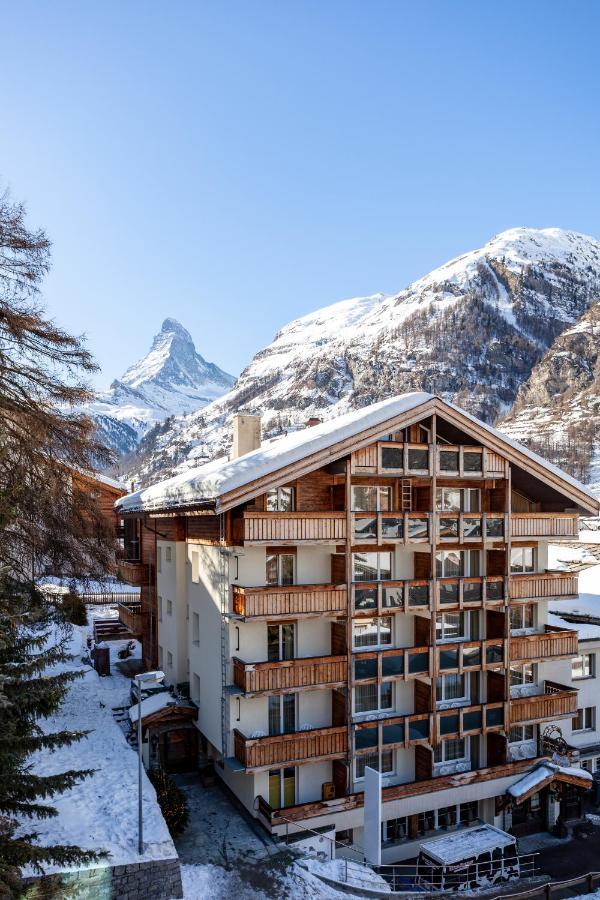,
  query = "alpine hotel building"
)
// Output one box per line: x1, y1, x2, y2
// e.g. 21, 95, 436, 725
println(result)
116, 392, 600, 861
